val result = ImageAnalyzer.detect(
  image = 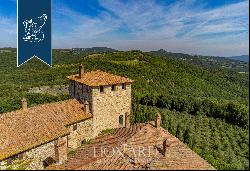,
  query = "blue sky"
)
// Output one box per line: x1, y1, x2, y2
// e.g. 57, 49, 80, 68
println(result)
0, 0, 249, 56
